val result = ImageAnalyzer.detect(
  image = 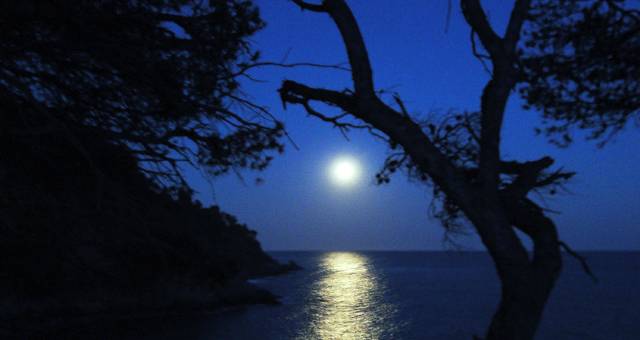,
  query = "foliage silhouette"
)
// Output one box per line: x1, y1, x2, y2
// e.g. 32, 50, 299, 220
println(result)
0, 0, 296, 326
0, 0, 284, 190
0, 131, 289, 318
519, 0, 640, 146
